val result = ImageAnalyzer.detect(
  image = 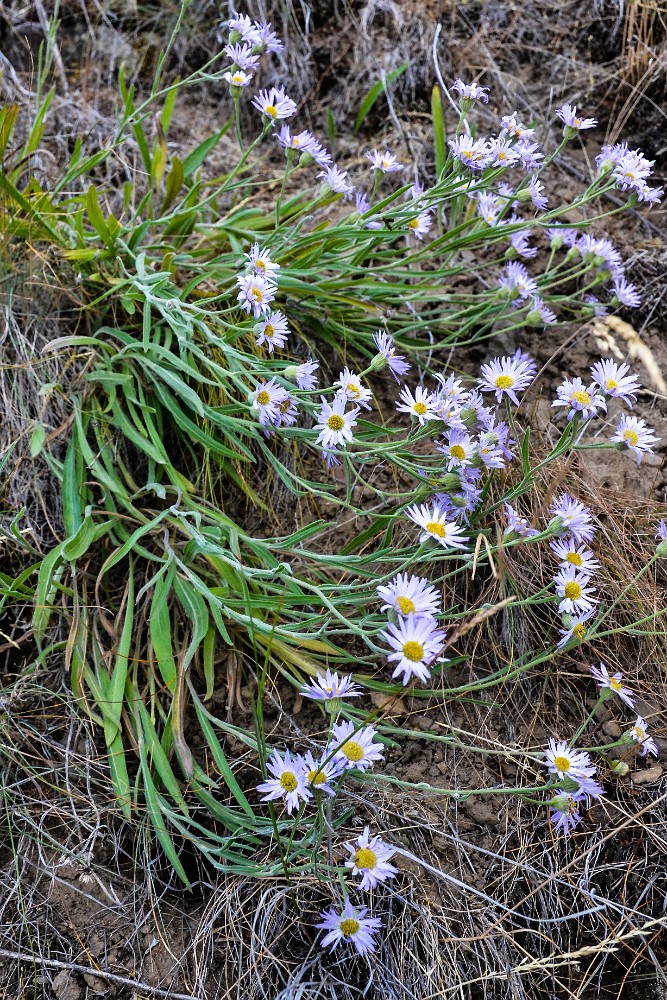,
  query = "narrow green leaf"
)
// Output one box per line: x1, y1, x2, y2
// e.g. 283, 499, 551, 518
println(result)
354, 63, 408, 133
